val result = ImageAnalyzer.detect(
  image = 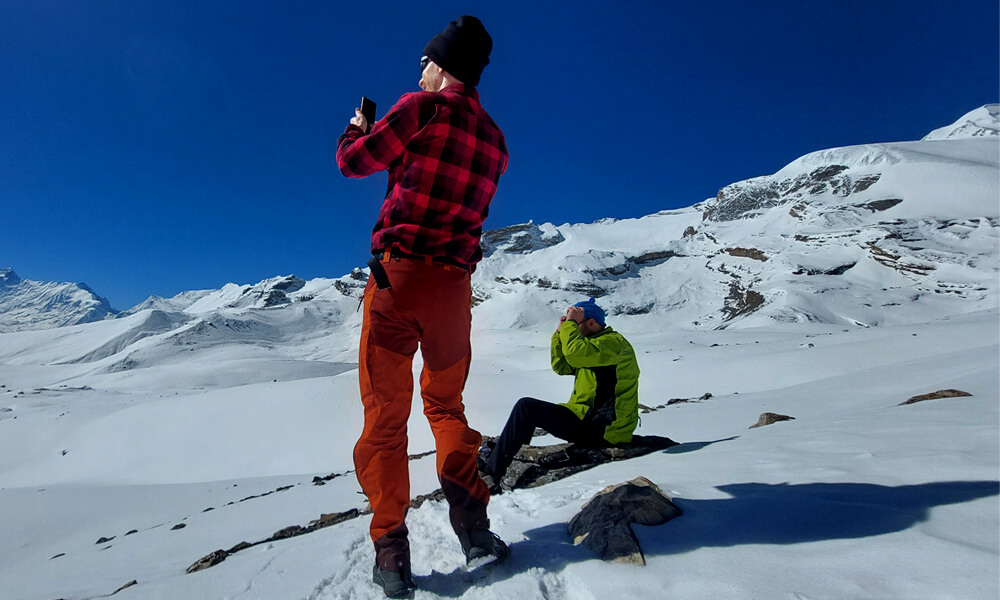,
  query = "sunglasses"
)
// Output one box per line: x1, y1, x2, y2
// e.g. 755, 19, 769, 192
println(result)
420, 56, 430, 73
